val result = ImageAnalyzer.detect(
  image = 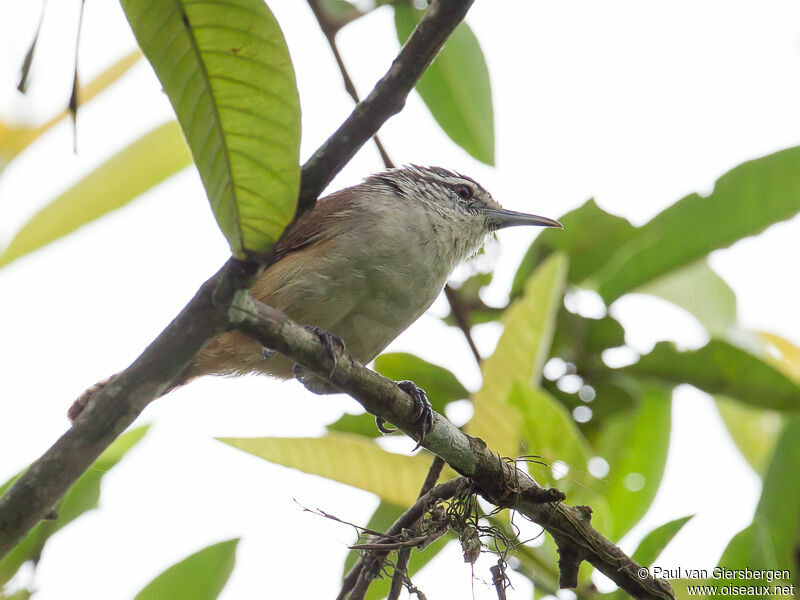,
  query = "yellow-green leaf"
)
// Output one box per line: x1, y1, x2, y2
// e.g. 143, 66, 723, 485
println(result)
715, 396, 781, 476
218, 433, 441, 507
468, 253, 567, 458
394, 3, 494, 165
0, 50, 142, 166
0, 122, 191, 268
120, 0, 301, 259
